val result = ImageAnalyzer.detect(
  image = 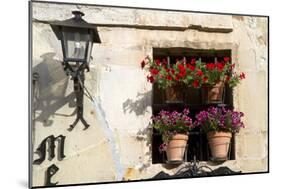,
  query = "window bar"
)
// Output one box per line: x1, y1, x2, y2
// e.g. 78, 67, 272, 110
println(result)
214, 57, 218, 63
207, 137, 211, 161
228, 139, 232, 160
215, 56, 226, 104
184, 143, 188, 162
231, 135, 236, 159
183, 56, 186, 65
167, 56, 171, 68
161, 55, 170, 103
199, 130, 203, 160
162, 149, 165, 163
199, 56, 203, 104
